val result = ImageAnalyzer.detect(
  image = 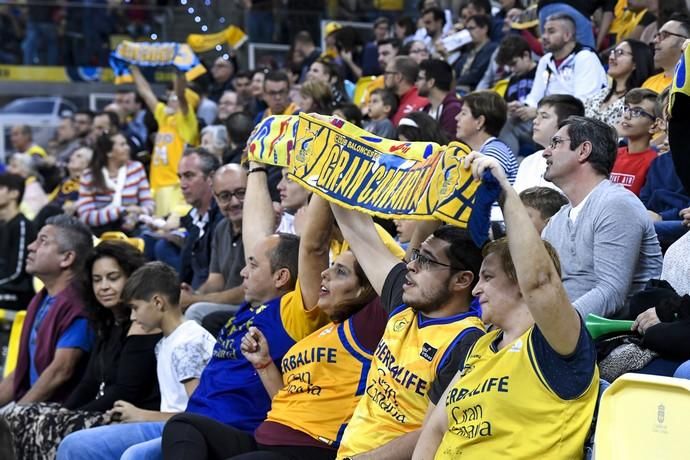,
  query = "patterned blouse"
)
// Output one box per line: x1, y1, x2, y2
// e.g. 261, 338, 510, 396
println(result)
585, 87, 625, 128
